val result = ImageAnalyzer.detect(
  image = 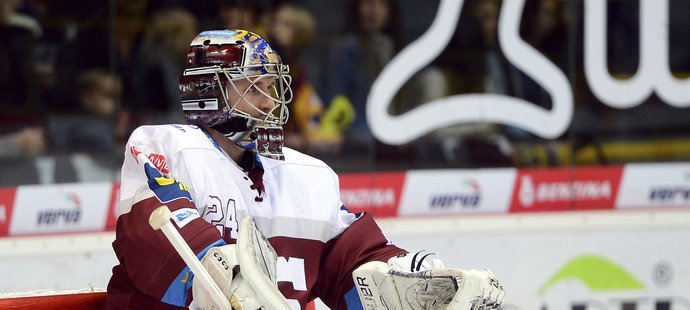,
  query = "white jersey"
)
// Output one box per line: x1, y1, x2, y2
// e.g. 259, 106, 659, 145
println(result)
109, 124, 404, 309
119, 124, 356, 243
